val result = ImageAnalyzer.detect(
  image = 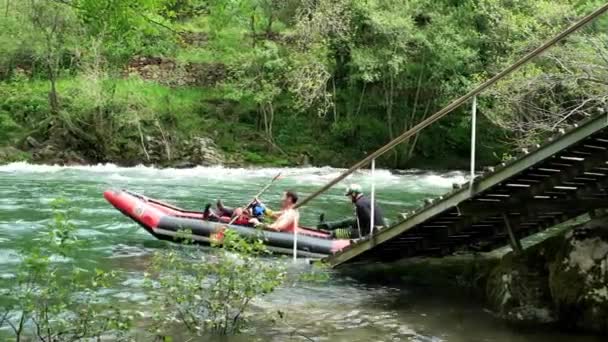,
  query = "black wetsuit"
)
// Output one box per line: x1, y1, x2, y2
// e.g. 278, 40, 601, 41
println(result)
353, 195, 385, 237
318, 195, 385, 238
